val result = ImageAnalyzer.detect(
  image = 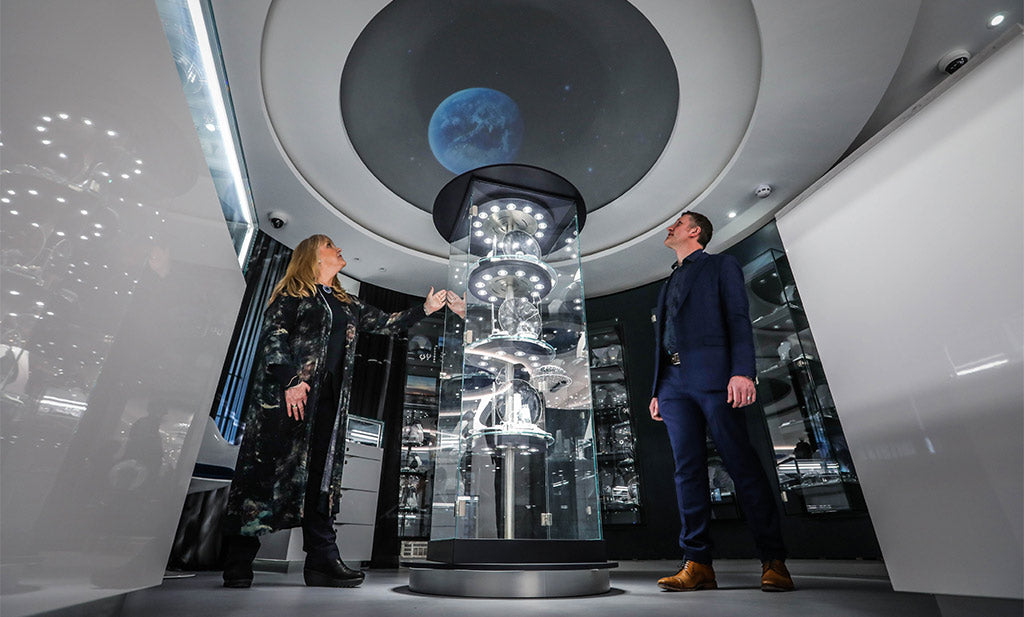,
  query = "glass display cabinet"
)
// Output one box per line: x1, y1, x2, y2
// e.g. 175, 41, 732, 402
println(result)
744, 249, 864, 514
408, 165, 612, 598
398, 314, 444, 541
587, 321, 643, 525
